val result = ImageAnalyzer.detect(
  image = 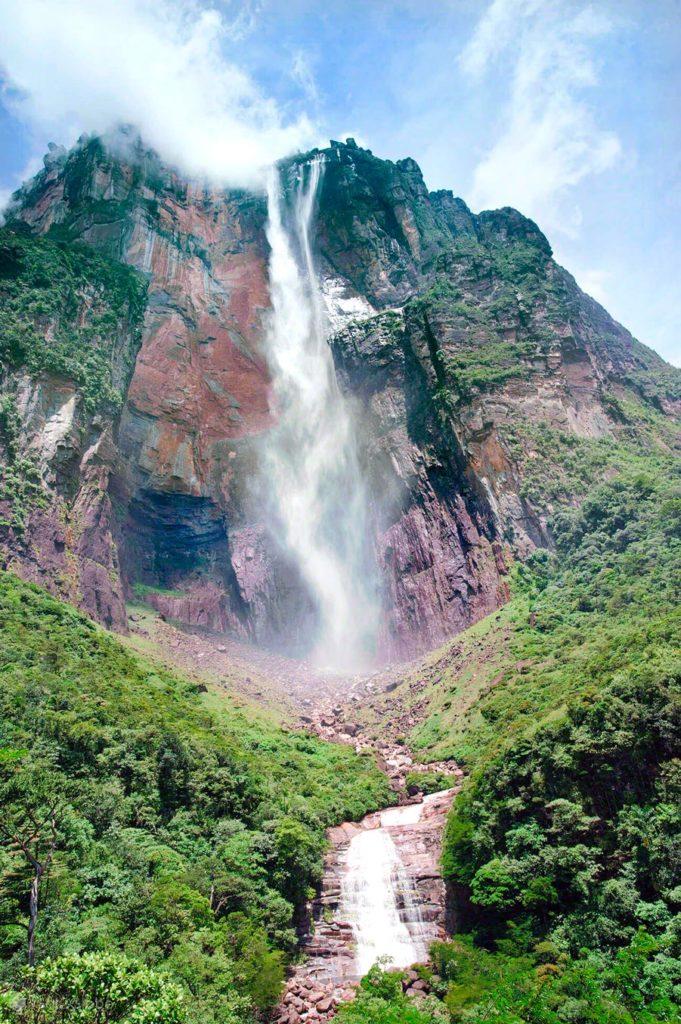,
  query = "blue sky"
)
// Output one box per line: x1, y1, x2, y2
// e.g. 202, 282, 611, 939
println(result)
0, 0, 679, 364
